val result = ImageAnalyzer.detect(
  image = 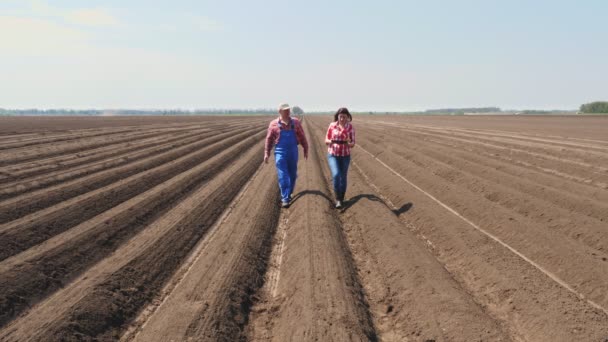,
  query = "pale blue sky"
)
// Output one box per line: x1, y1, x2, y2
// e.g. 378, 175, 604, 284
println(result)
1, 0, 606, 111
